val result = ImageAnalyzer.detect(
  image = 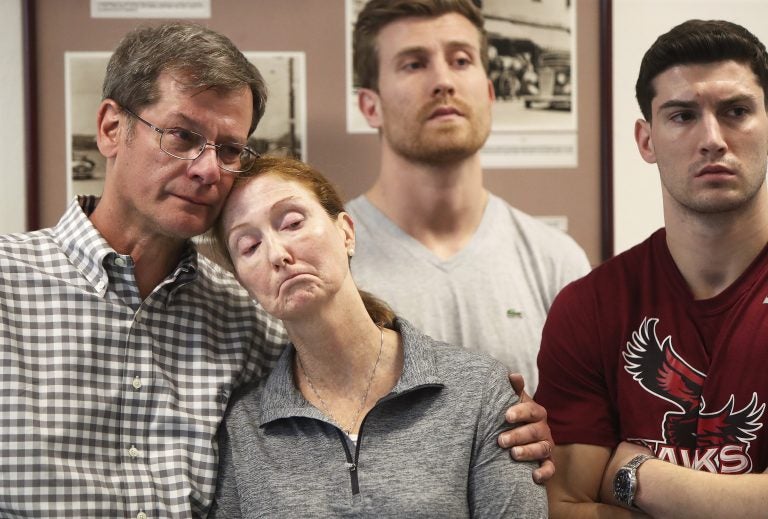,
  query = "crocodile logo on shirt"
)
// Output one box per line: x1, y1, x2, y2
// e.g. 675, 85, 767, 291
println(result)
622, 317, 764, 473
